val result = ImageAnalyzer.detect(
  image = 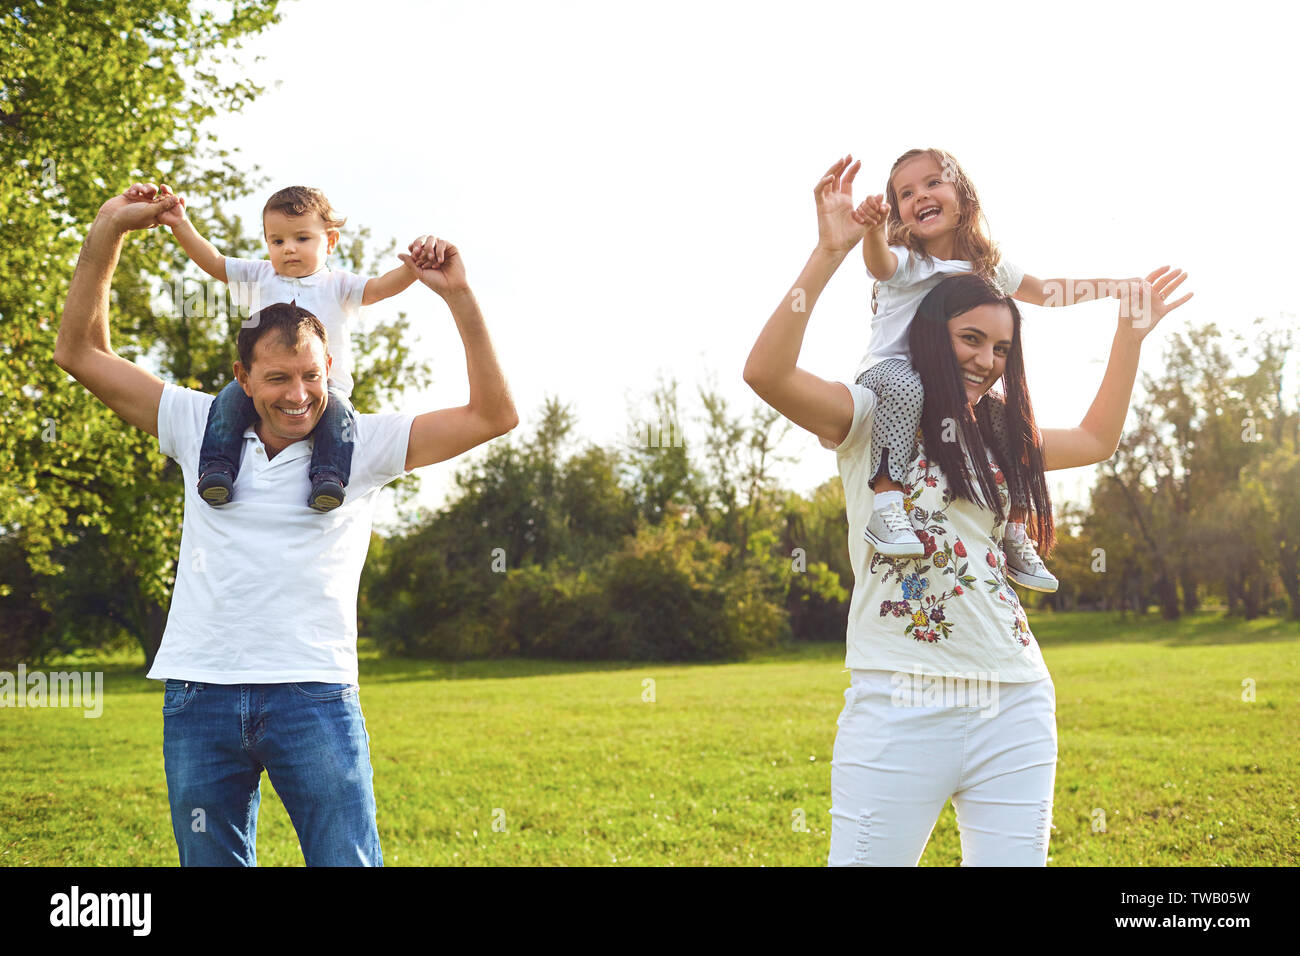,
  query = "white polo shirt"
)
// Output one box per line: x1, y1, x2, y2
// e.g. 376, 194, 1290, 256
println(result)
827, 383, 1050, 683
146, 384, 414, 685
226, 257, 366, 396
